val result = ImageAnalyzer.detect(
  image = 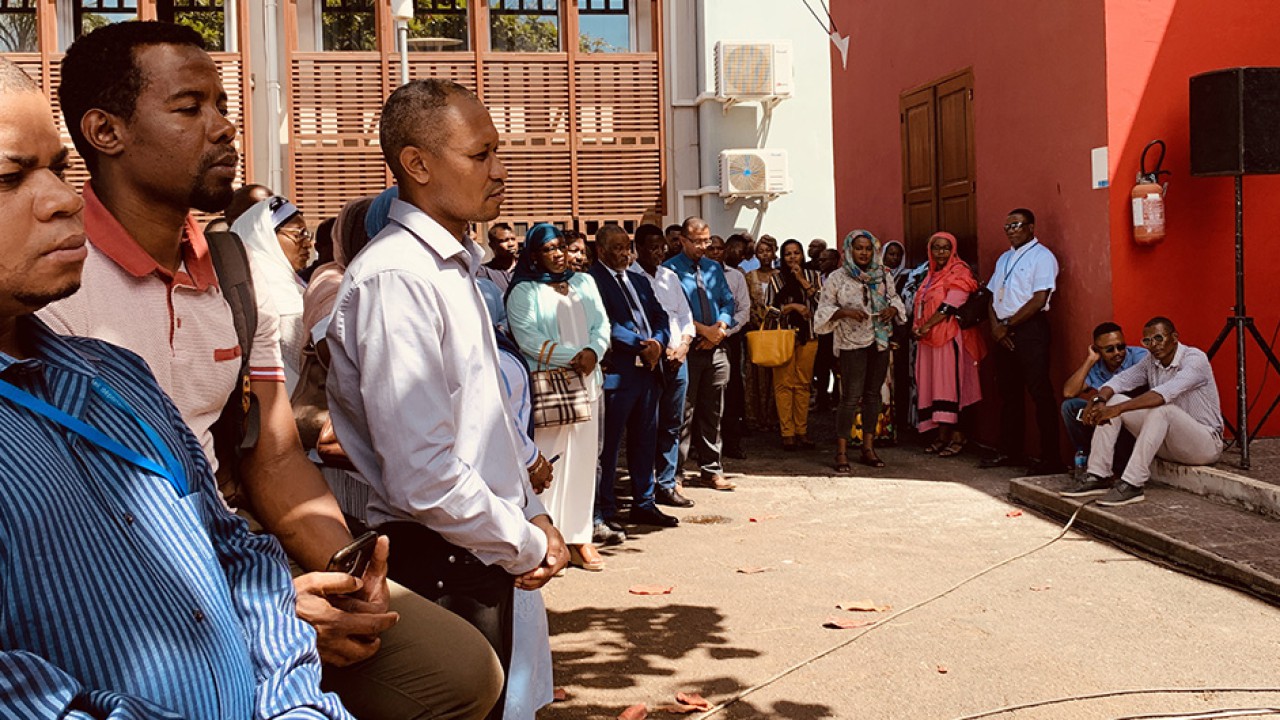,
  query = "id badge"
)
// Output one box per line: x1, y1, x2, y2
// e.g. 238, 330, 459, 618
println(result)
997, 287, 1005, 304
